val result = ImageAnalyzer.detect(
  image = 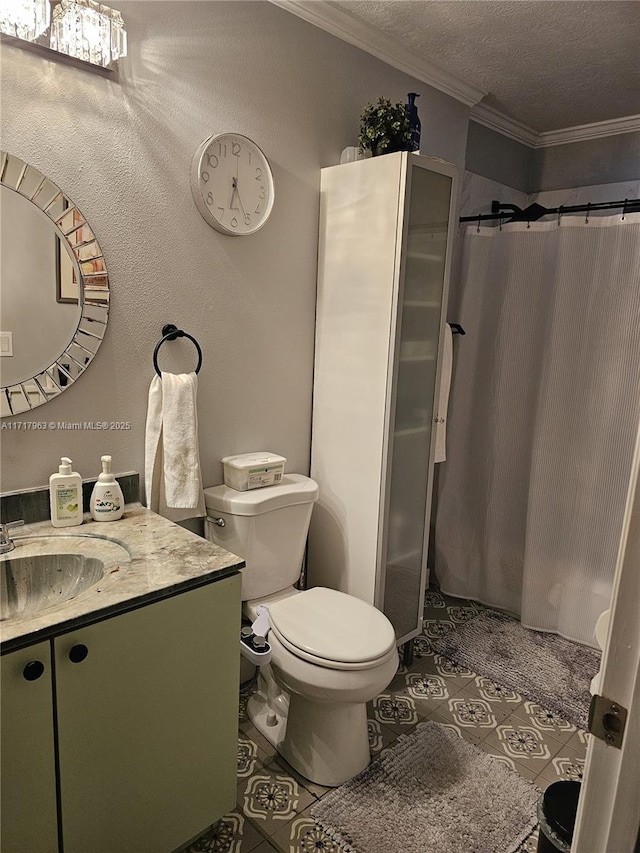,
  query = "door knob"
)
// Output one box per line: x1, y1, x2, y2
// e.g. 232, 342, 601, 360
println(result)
23, 660, 45, 681
68, 644, 89, 663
